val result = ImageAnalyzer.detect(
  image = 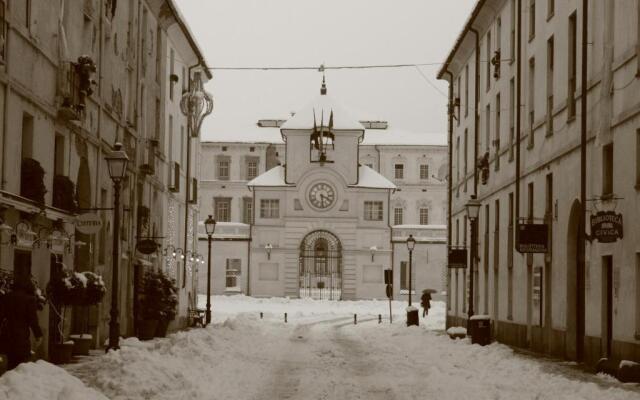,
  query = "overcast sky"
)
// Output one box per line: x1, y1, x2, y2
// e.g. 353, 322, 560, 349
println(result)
176, 0, 476, 141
